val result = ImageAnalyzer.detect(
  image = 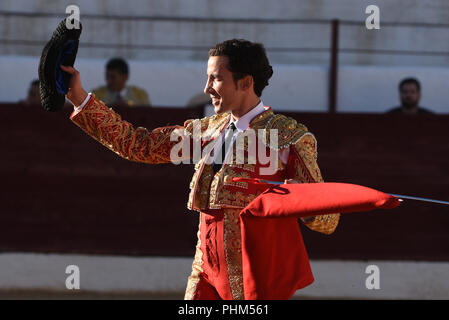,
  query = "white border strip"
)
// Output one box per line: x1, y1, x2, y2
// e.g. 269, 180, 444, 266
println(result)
0, 253, 448, 299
